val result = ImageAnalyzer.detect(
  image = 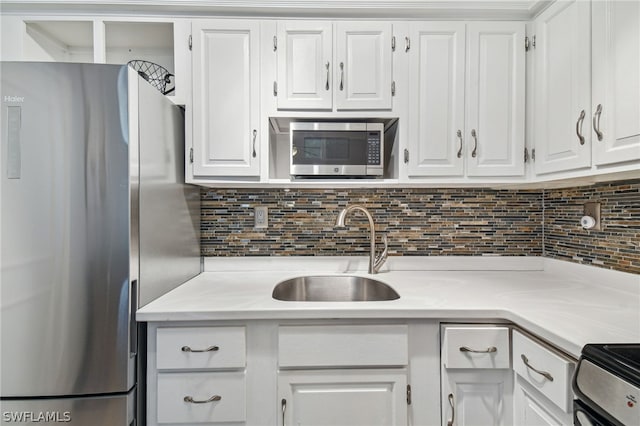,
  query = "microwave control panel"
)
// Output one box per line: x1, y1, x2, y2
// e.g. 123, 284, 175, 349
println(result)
367, 132, 381, 165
